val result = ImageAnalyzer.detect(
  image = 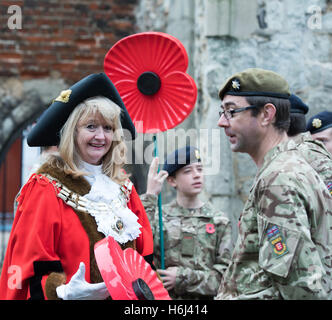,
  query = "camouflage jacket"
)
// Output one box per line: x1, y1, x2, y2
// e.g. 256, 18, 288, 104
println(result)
292, 132, 332, 188
140, 194, 233, 300
216, 139, 332, 300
